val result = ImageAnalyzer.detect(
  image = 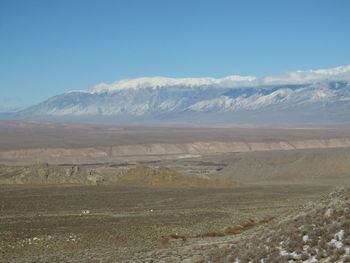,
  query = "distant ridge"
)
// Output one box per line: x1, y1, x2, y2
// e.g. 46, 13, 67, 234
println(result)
10, 65, 350, 123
